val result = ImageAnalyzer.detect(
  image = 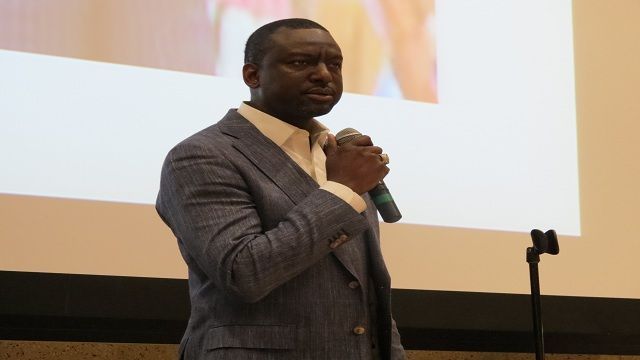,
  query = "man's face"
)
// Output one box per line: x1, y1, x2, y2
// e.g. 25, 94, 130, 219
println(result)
244, 27, 344, 126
